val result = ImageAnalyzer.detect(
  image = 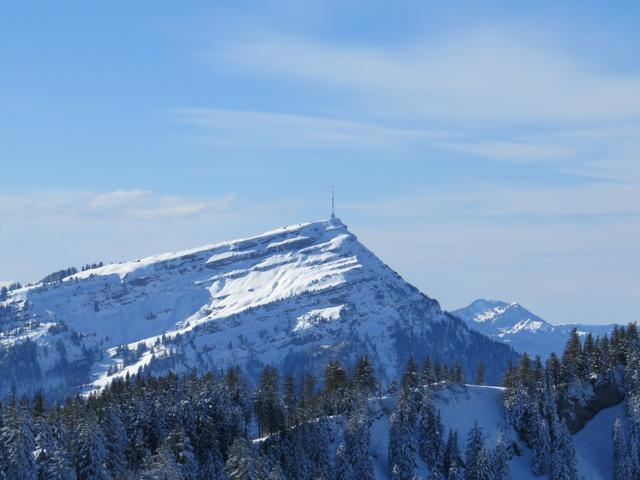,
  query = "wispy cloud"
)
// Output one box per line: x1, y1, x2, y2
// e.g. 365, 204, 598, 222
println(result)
88, 190, 151, 209
1, 190, 234, 222
216, 30, 640, 123
439, 140, 578, 164
175, 108, 452, 149
86, 190, 220, 221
